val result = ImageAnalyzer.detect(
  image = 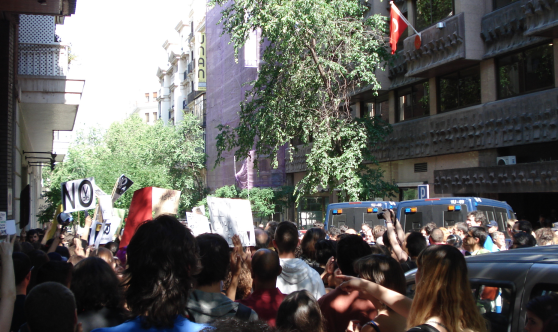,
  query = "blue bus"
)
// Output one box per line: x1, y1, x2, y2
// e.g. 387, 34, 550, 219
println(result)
324, 201, 397, 230
396, 197, 516, 233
